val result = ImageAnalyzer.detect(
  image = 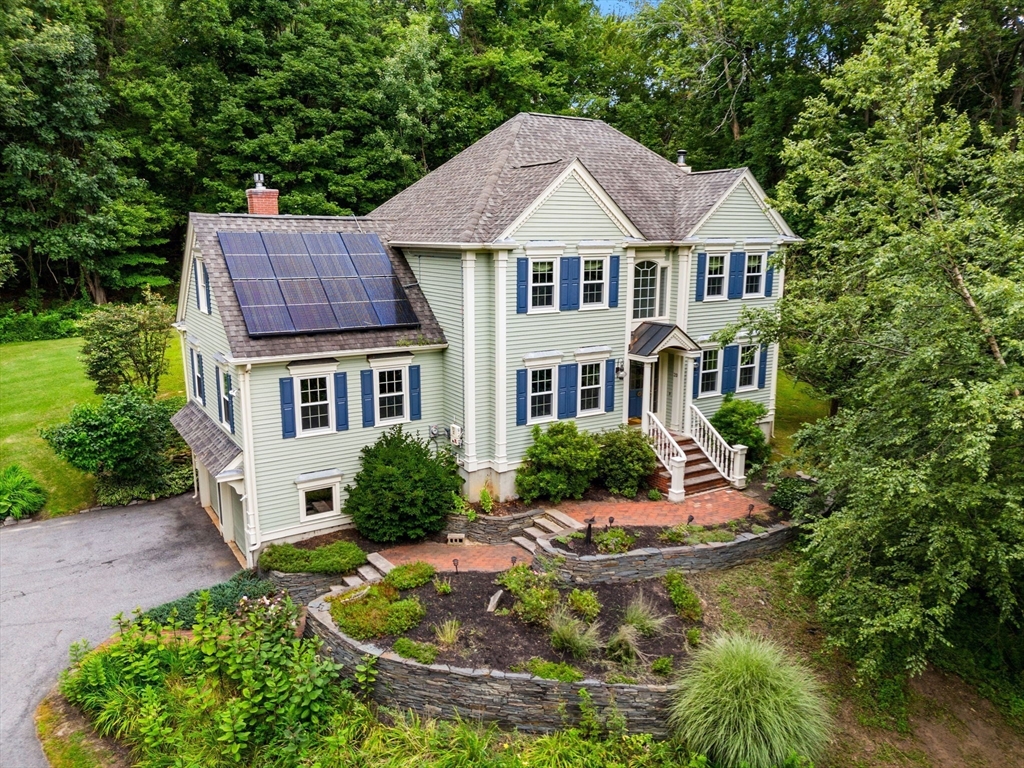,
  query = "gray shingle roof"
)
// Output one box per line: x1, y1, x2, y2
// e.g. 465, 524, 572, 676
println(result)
190, 213, 446, 360
371, 113, 746, 242
171, 402, 242, 476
